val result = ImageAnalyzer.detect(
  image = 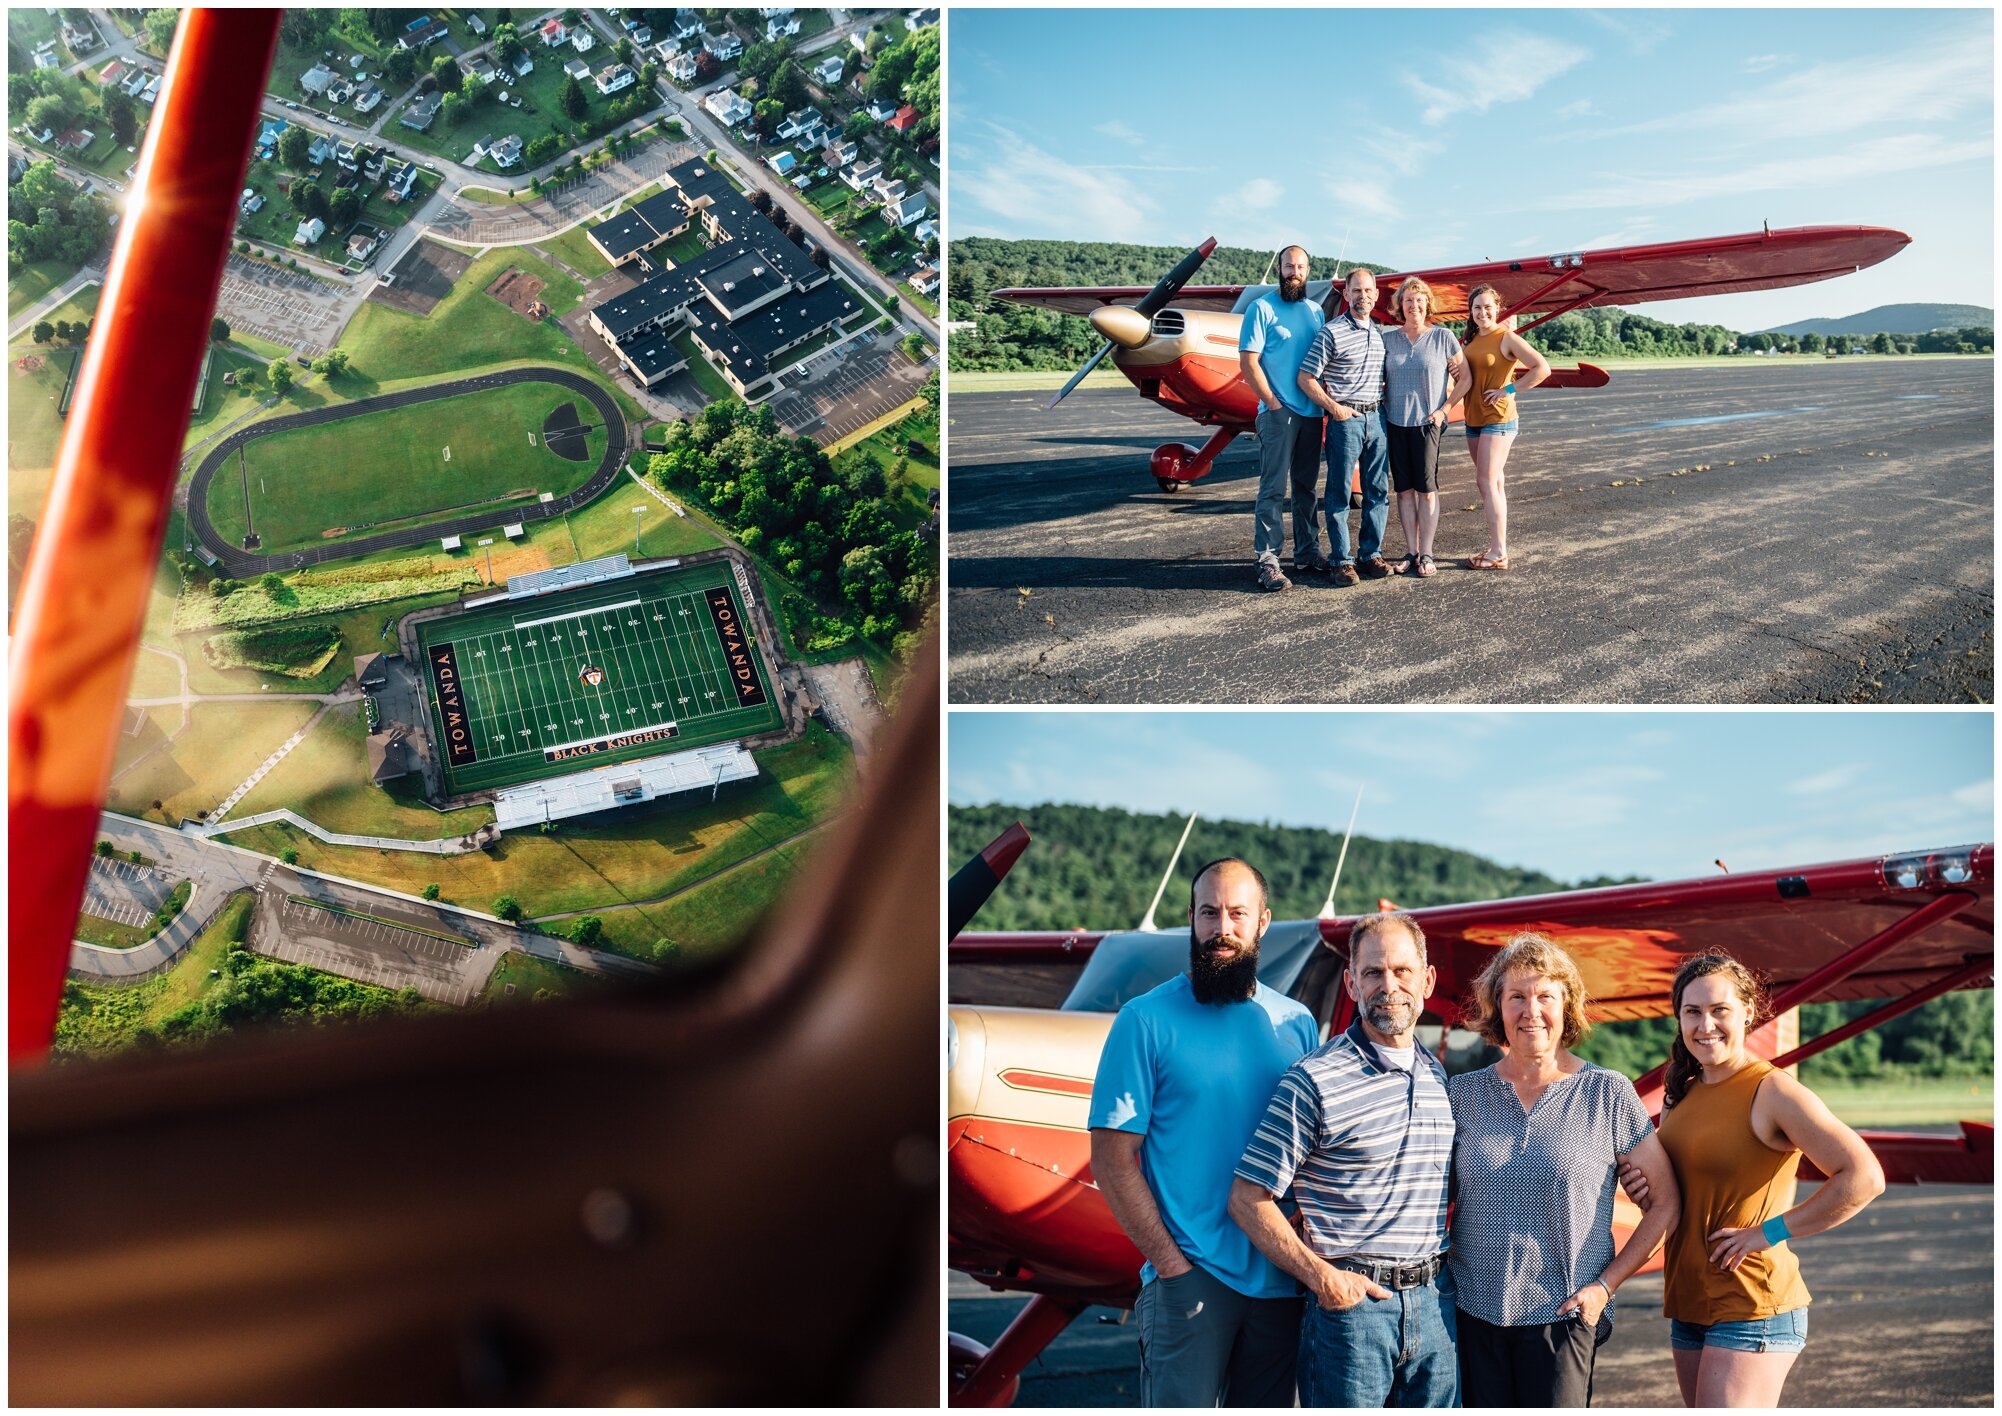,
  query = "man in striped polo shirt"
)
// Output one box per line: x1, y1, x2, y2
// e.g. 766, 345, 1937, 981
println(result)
1229, 911, 1457, 1407
1296, 269, 1392, 586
